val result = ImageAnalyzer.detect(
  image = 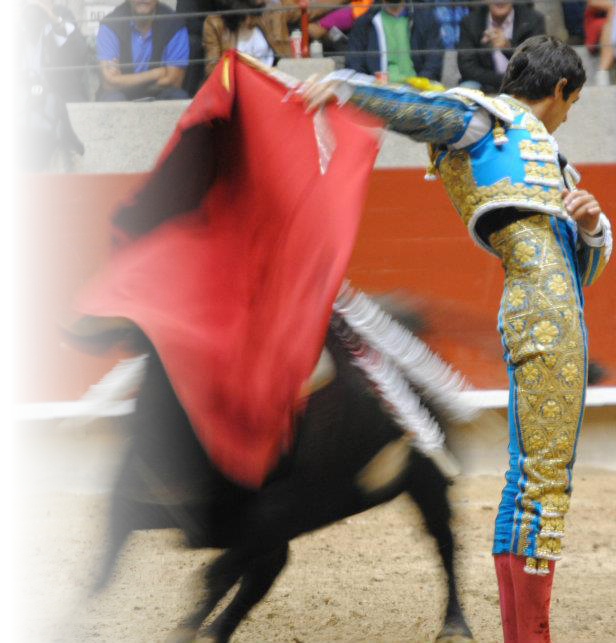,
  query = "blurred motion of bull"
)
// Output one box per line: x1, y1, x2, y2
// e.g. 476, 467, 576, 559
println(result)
92, 299, 475, 643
